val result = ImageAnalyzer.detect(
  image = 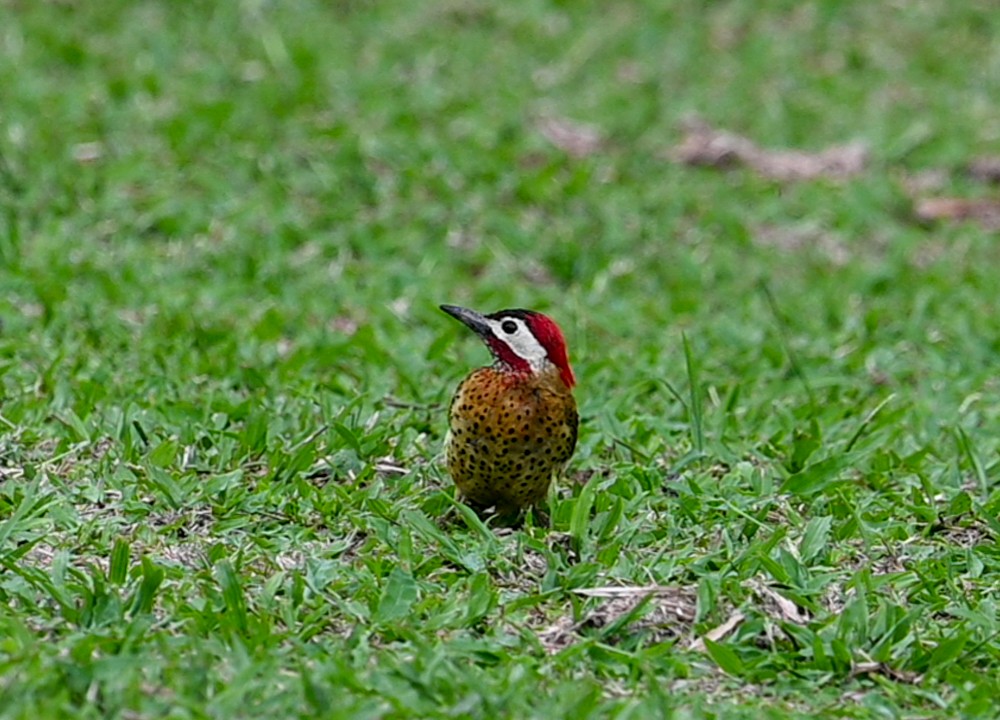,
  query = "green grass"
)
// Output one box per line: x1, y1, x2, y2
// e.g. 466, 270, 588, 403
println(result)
2, 0, 1000, 717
